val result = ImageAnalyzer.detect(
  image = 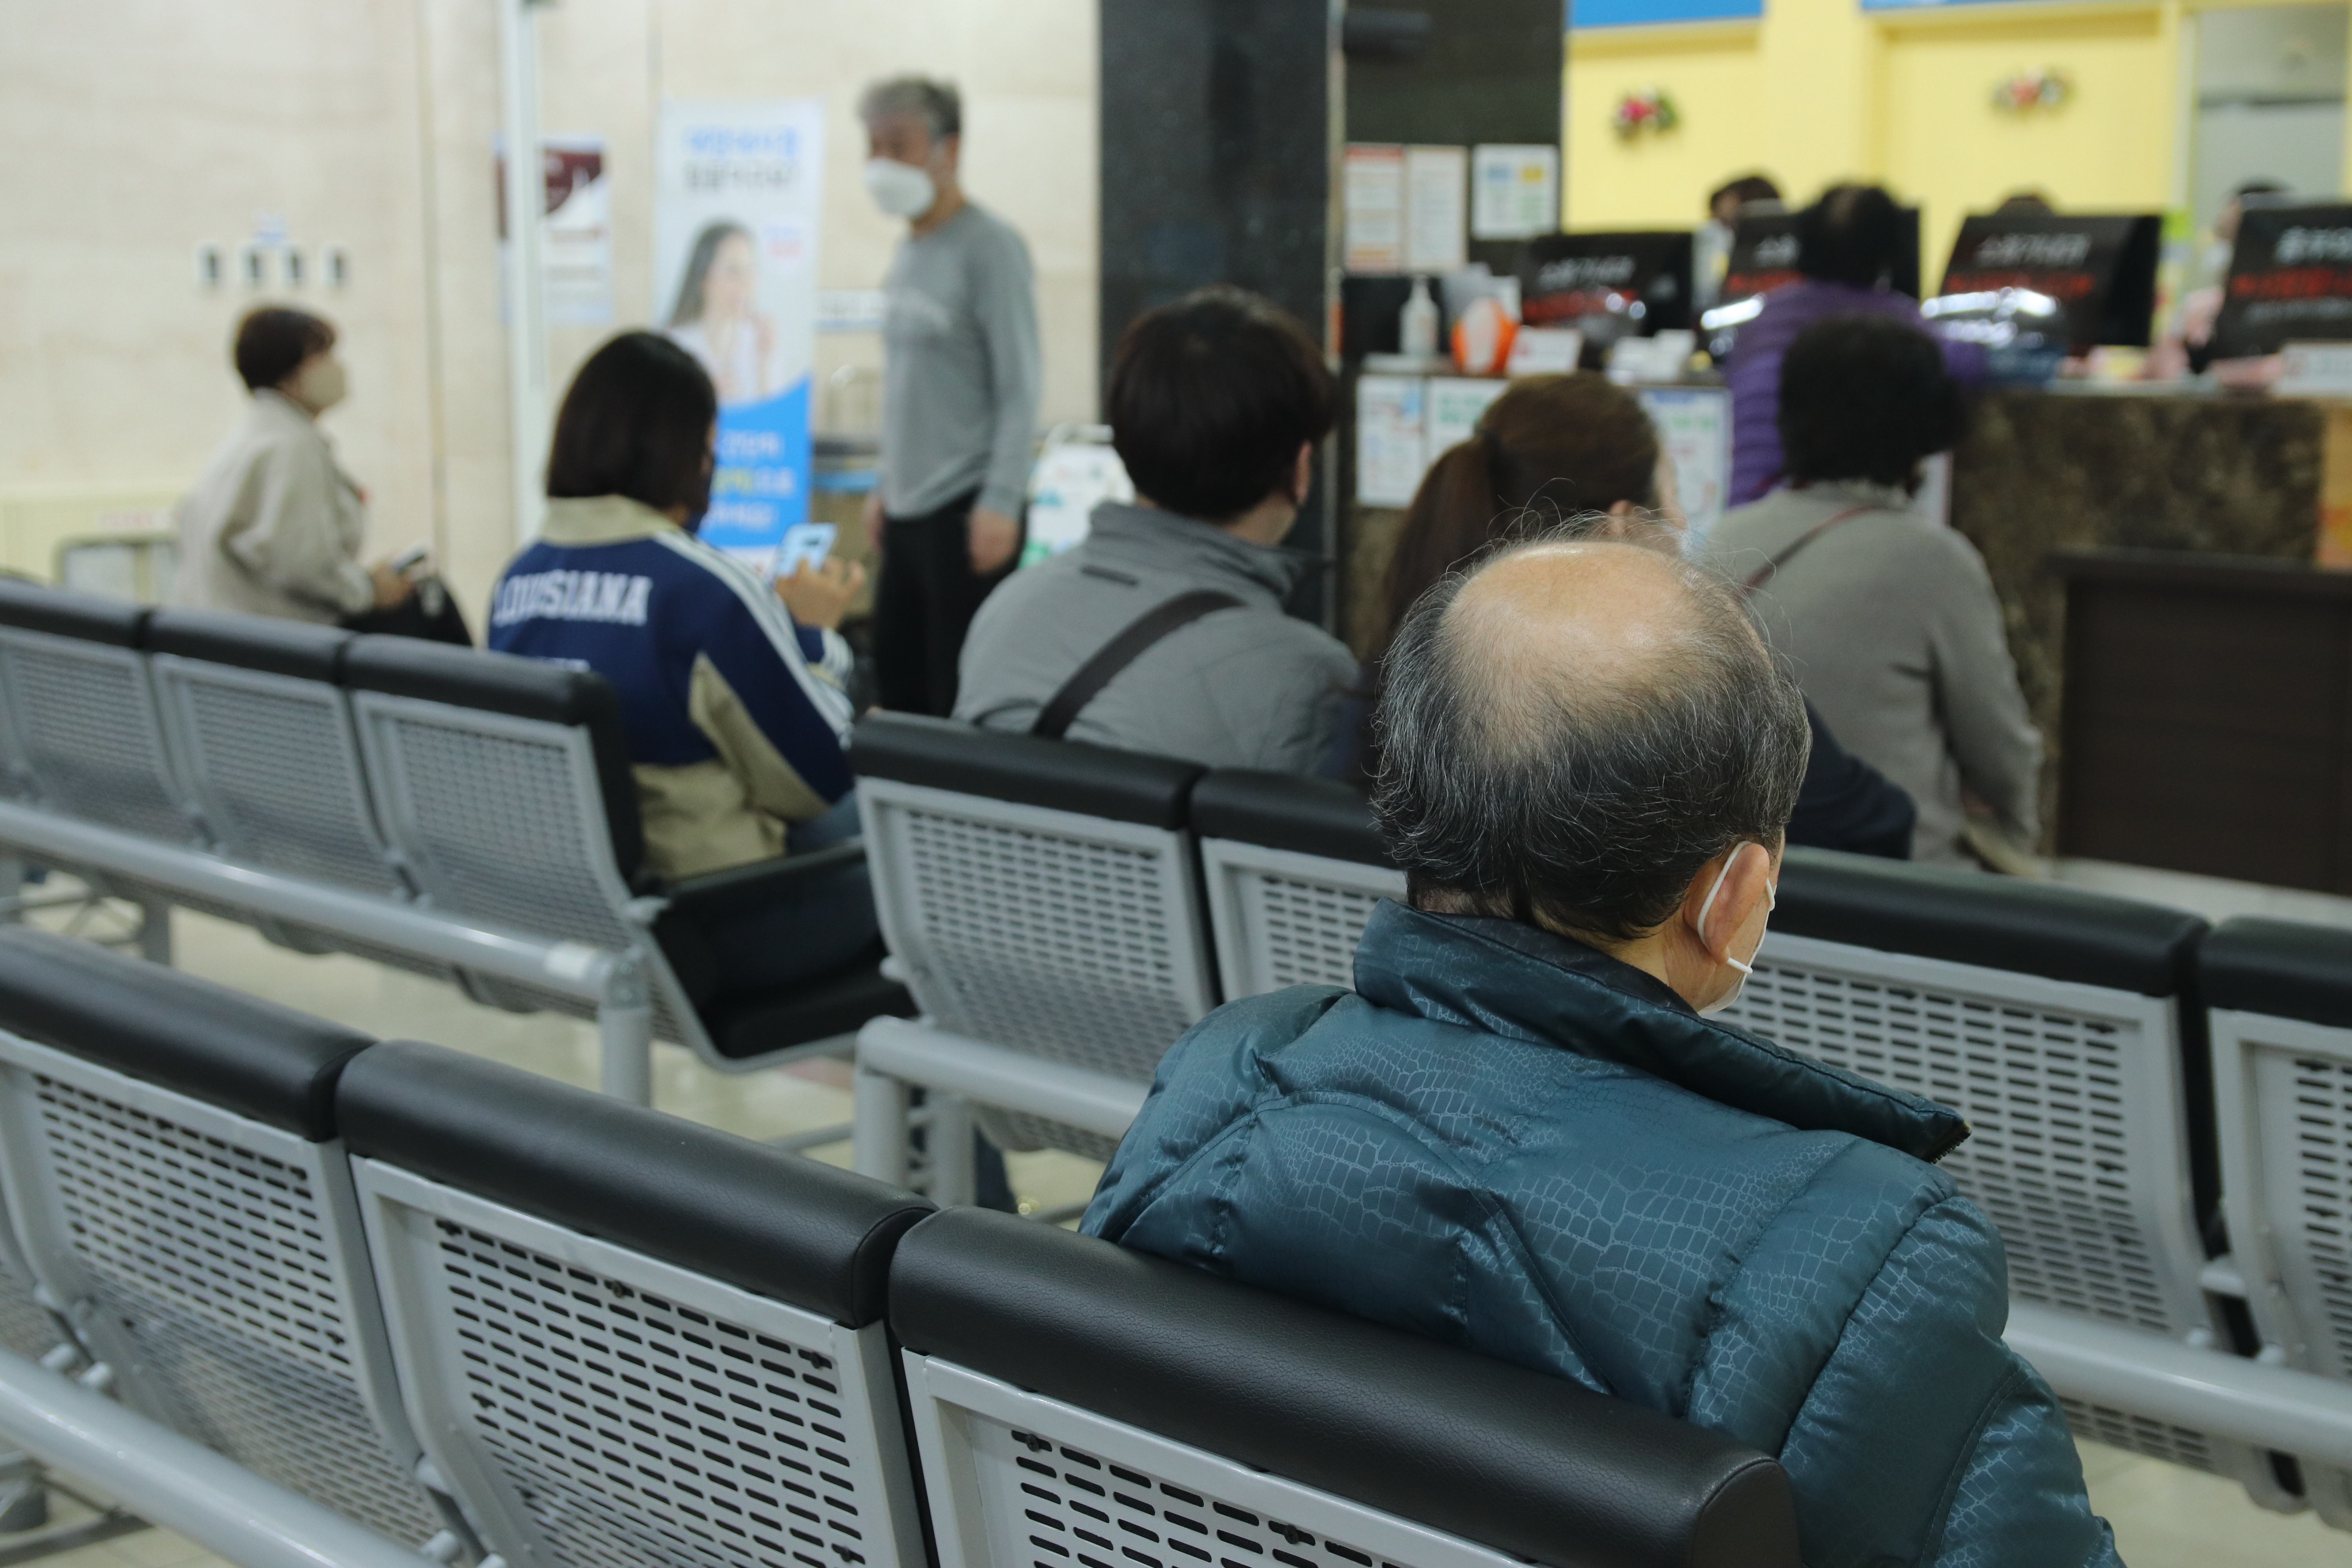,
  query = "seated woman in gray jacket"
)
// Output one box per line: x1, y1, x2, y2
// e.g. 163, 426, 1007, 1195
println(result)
175, 307, 414, 624
1702, 314, 2042, 867
952, 286, 1355, 771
